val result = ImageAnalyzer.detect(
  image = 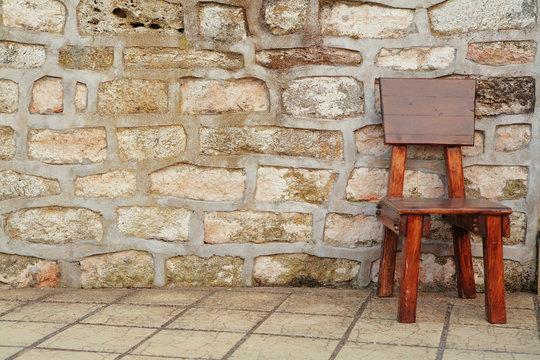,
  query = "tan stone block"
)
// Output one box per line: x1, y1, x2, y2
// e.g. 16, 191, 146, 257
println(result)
473, 211, 528, 246
116, 125, 186, 161
27, 127, 107, 164
29, 76, 63, 114
198, 2, 246, 42
75, 170, 136, 198
403, 170, 445, 198
4, 207, 103, 245
255, 312, 353, 339
495, 124, 531, 152
117, 206, 191, 241
199, 290, 288, 311
467, 41, 536, 66
180, 78, 269, 114
472, 258, 526, 291
204, 211, 312, 244
464, 165, 528, 200
97, 79, 168, 115
200, 126, 343, 160
0, 170, 60, 201
80, 250, 154, 288
0, 253, 59, 288
75, 82, 88, 113
253, 254, 360, 286
2, 0, 66, 33
346, 167, 387, 202
263, 0, 308, 35
376, 46, 456, 71
166, 255, 243, 287
150, 163, 245, 201
0, 41, 46, 68
59, 46, 113, 70
462, 131, 484, 157
255, 166, 336, 204
354, 124, 387, 156
0, 126, 16, 160
394, 253, 456, 291
256, 46, 362, 69
0, 79, 18, 113
324, 213, 382, 248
